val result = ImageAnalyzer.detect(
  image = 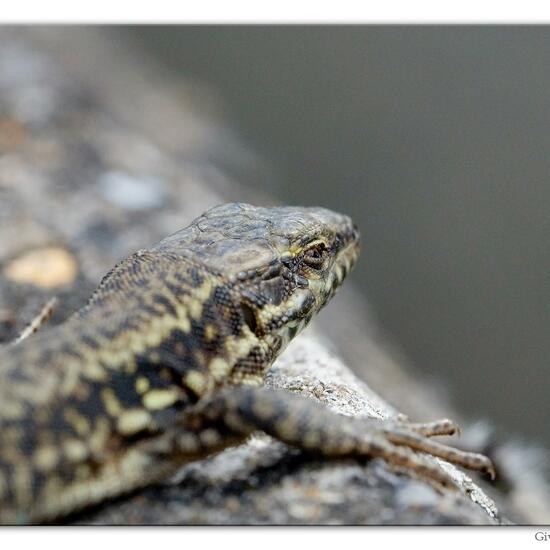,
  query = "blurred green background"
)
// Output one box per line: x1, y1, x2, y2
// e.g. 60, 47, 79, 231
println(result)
125, 26, 549, 446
